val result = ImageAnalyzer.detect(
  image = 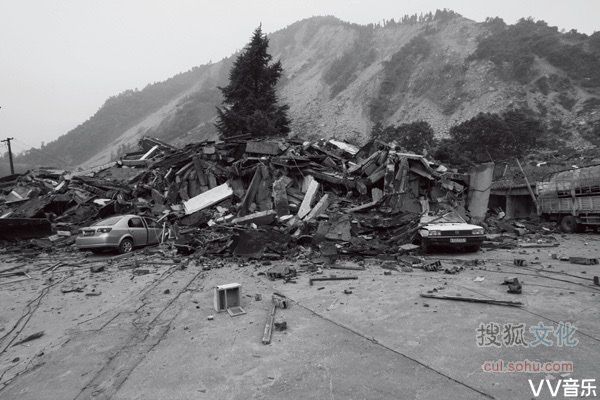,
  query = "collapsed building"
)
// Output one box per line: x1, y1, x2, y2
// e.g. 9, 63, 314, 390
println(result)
0, 136, 493, 257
